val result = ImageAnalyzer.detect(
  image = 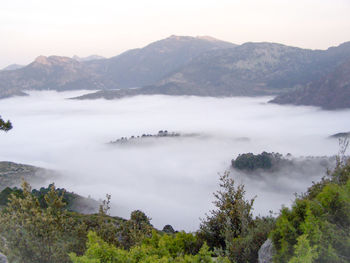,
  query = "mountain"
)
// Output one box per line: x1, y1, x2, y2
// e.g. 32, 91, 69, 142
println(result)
0, 55, 104, 98
75, 42, 350, 100
2, 37, 350, 102
0, 161, 56, 191
0, 35, 236, 98
83, 35, 237, 88
1, 64, 24, 71
72, 54, 105, 62
0, 161, 100, 213
270, 58, 350, 109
